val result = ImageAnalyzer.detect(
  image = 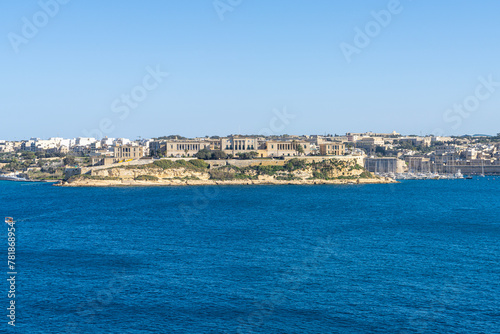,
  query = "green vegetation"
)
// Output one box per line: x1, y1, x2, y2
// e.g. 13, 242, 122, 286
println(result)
256, 165, 284, 175
205, 158, 374, 181
1, 158, 31, 172
156, 135, 187, 140
152, 159, 209, 170
207, 166, 257, 180
69, 174, 120, 182
64, 157, 375, 183
63, 156, 77, 166
21, 151, 36, 160
285, 158, 306, 171
188, 159, 210, 169
167, 176, 201, 181
236, 151, 259, 160
295, 144, 305, 155
312, 171, 328, 179
135, 175, 159, 181
309, 159, 373, 180
276, 175, 300, 181
34, 151, 66, 159
195, 148, 228, 160
208, 168, 236, 180
26, 167, 65, 181
359, 171, 373, 179
335, 176, 357, 180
